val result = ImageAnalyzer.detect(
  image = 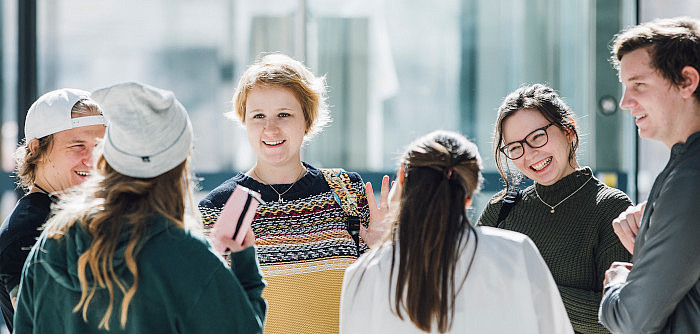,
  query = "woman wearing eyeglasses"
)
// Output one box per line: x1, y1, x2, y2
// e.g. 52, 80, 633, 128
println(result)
477, 84, 632, 334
